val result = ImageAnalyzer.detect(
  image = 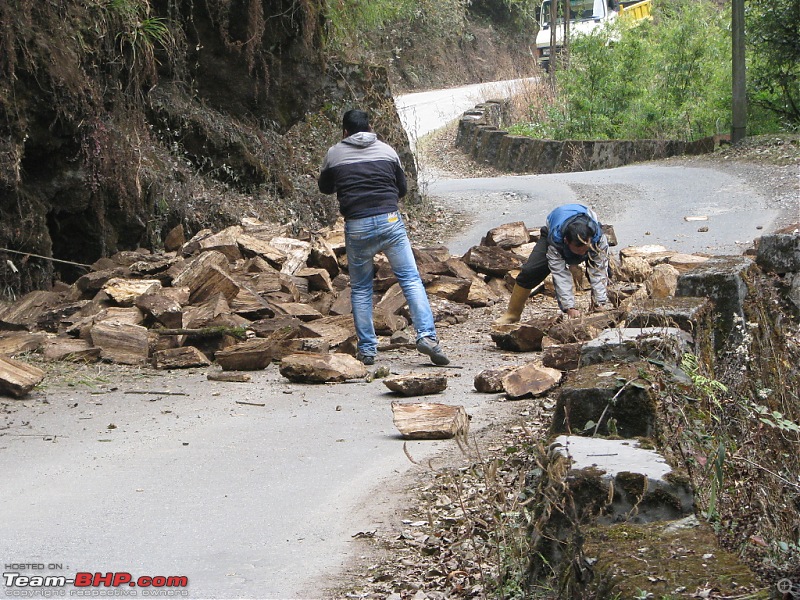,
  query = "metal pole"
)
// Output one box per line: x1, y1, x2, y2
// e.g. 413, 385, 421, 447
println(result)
732, 0, 746, 143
